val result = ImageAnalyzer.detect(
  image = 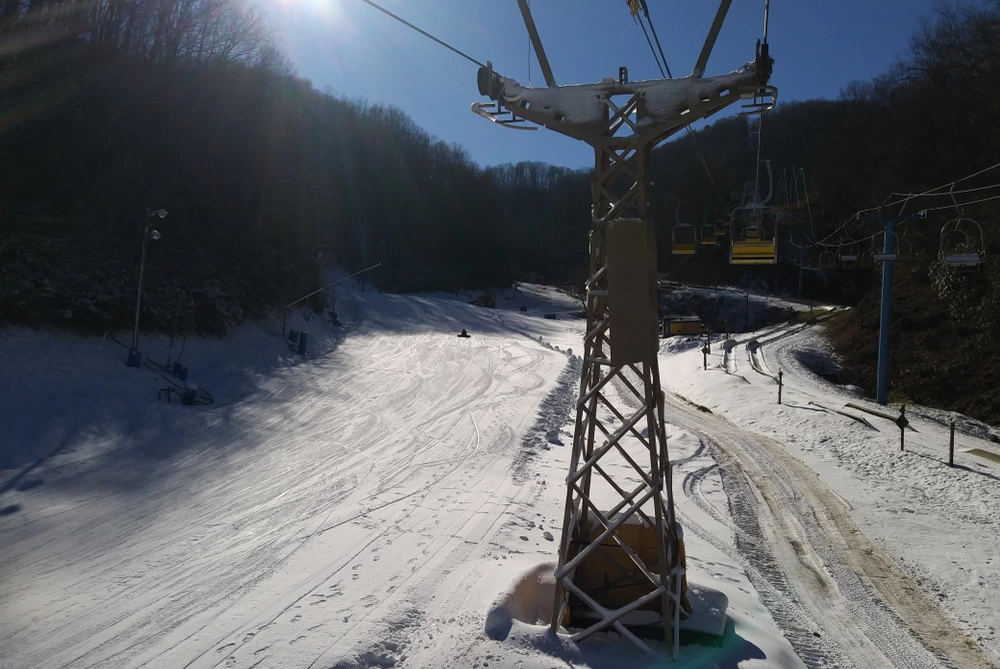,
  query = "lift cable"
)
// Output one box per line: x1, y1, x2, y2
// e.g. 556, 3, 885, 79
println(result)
803, 162, 1000, 251
856, 160, 1000, 218
916, 192, 1000, 214
631, 2, 723, 203
358, 0, 485, 68
804, 186, 1000, 252
634, 14, 666, 77
637, 0, 673, 78
889, 182, 1000, 200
